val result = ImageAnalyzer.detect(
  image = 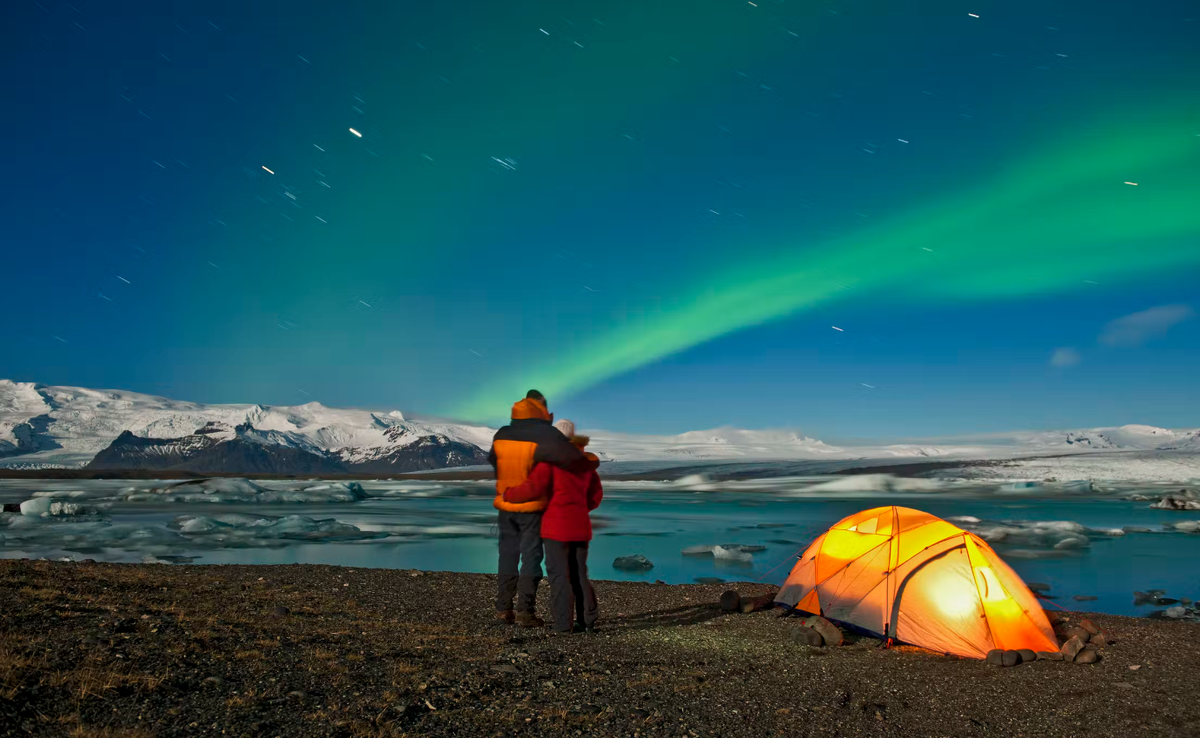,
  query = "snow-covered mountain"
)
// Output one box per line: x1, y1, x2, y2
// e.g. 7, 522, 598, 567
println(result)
587, 427, 845, 462
1, 380, 1196, 472
0, 381, 492, 472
